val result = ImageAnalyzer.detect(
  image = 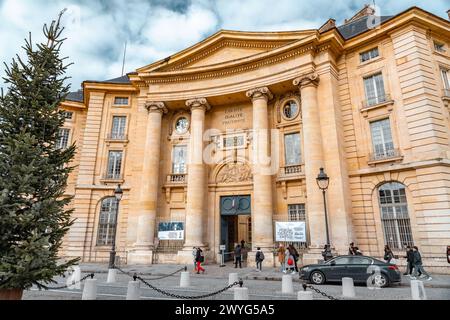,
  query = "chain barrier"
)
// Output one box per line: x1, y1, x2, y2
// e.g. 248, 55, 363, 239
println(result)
39, 273, 95, 290
116, 266, 242, 300
115, 265, 186, 281
301, 282, 339, 300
